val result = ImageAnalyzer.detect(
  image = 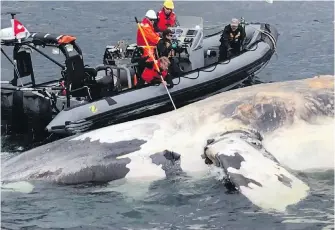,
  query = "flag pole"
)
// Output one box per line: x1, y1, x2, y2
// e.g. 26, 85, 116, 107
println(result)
9, 13, 24, 86
135, 17, 177, 111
